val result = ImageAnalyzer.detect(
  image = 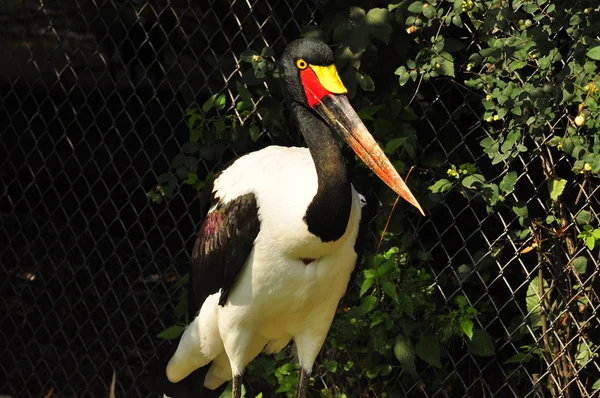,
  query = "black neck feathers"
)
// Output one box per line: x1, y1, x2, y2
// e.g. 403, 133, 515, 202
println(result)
290, 103, 352, 242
